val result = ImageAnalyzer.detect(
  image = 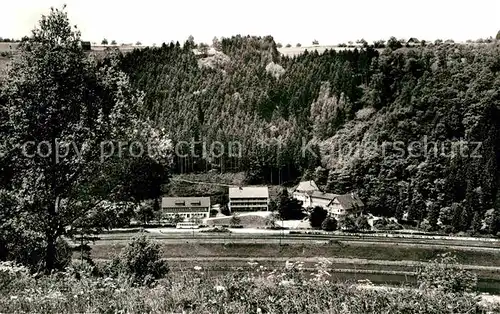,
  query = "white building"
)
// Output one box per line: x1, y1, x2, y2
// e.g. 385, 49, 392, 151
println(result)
309, 191, 364, 219
161, 197, 211, 221
228, 186, 269, 212
292, 180, 321, 208
309, 191, 337, 209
